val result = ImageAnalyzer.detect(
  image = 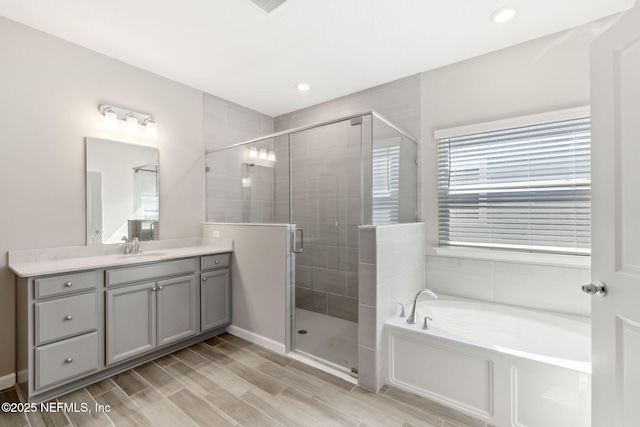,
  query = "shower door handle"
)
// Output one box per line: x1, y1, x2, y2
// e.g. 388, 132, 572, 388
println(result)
293, 228, 304, 253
